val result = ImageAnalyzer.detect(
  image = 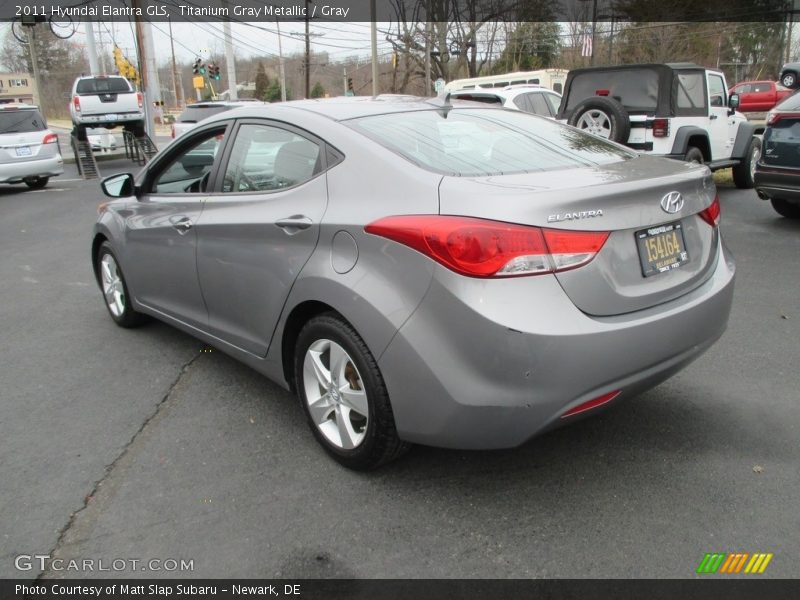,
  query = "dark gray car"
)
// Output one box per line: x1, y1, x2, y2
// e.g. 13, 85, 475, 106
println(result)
93, 97, 735, 469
